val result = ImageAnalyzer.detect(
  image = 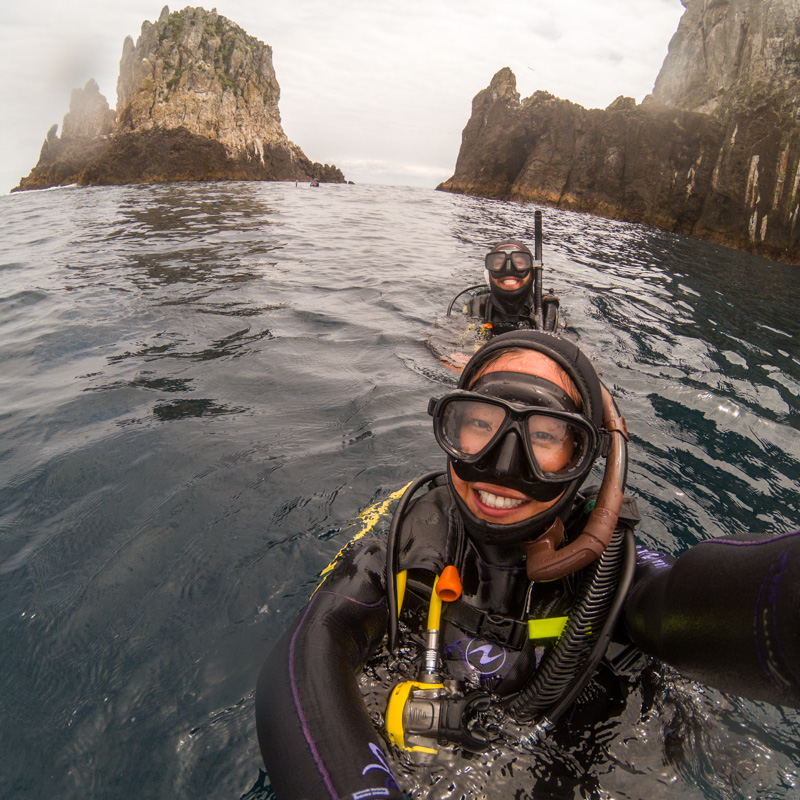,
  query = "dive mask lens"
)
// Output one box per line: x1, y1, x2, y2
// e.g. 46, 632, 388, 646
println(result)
525, 413, 593, 478
510, 251, 533, 271
484, 251, 533, 275
433, 394, 597, 483
438, 397, 508, 461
